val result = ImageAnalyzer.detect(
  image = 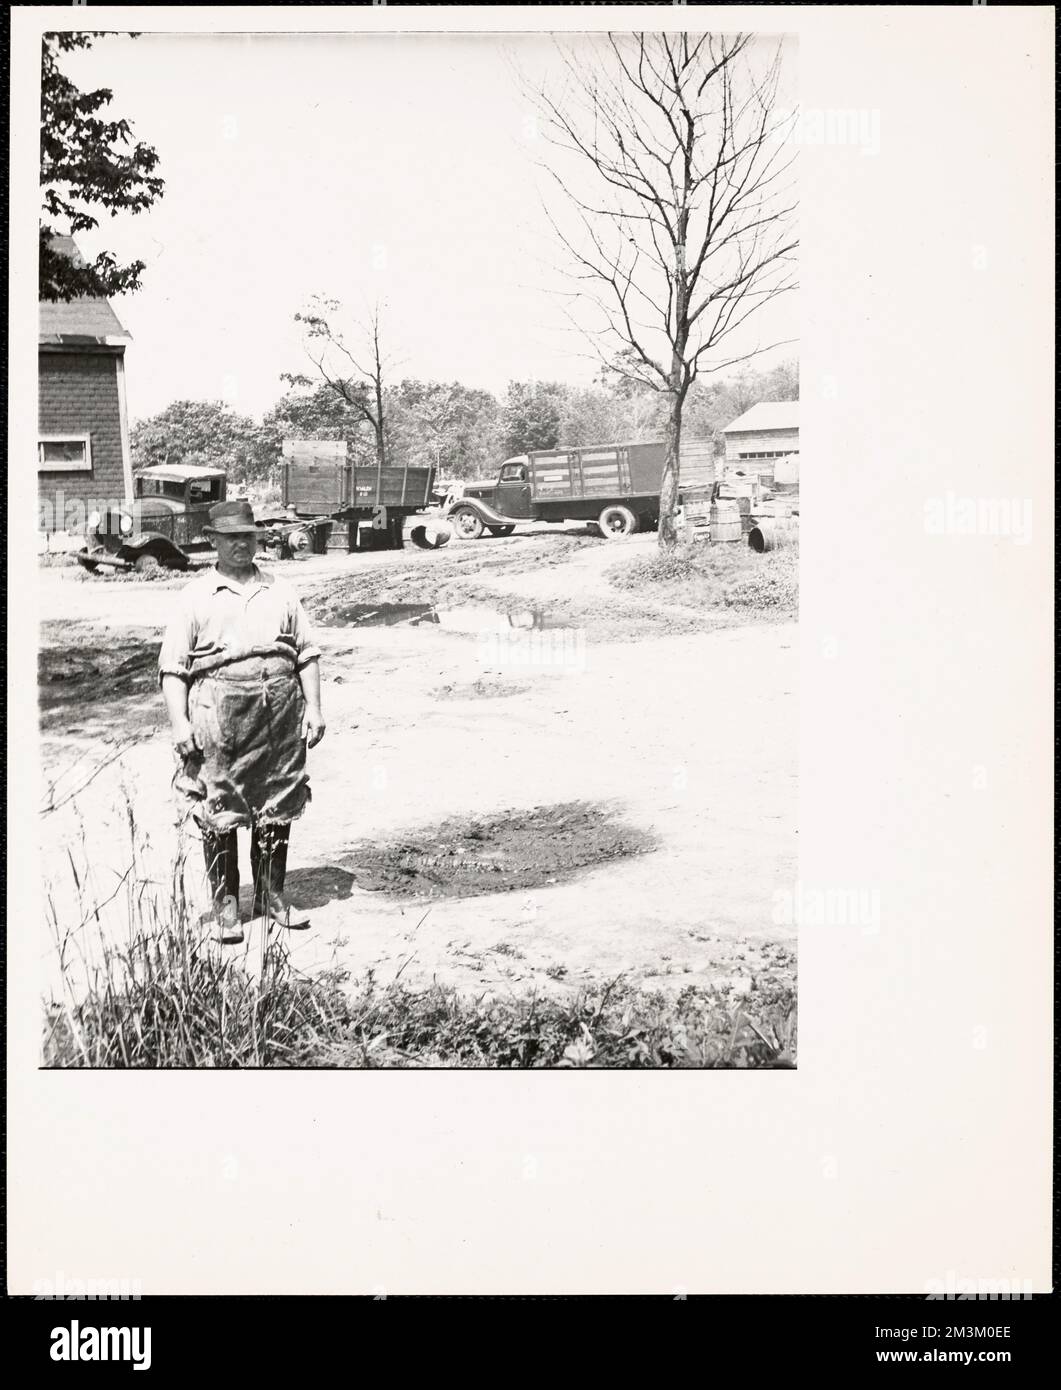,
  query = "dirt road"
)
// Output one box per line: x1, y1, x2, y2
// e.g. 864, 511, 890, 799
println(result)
37, 530, 797, 1002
